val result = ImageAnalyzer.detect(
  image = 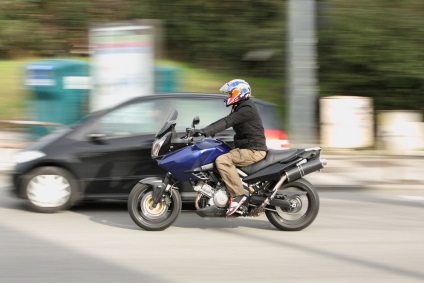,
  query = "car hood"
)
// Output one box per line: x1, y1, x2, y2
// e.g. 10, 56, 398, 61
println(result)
25, 127, 73, 151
